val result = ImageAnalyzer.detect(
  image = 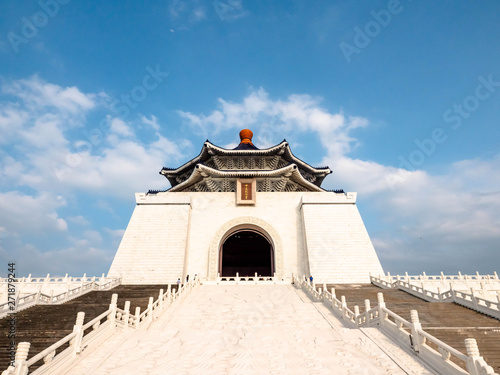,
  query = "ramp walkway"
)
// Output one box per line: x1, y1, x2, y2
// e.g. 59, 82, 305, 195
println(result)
0, 285, 172, 372
326, 284, 500, 373
64, 284, 433, 375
